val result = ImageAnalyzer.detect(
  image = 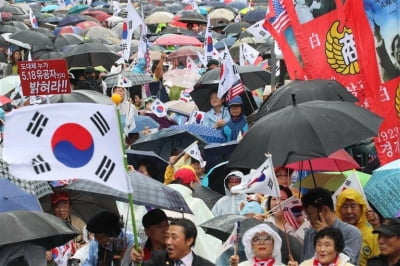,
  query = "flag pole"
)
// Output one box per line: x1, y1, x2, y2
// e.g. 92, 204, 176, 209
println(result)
112, 96, 141, 265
